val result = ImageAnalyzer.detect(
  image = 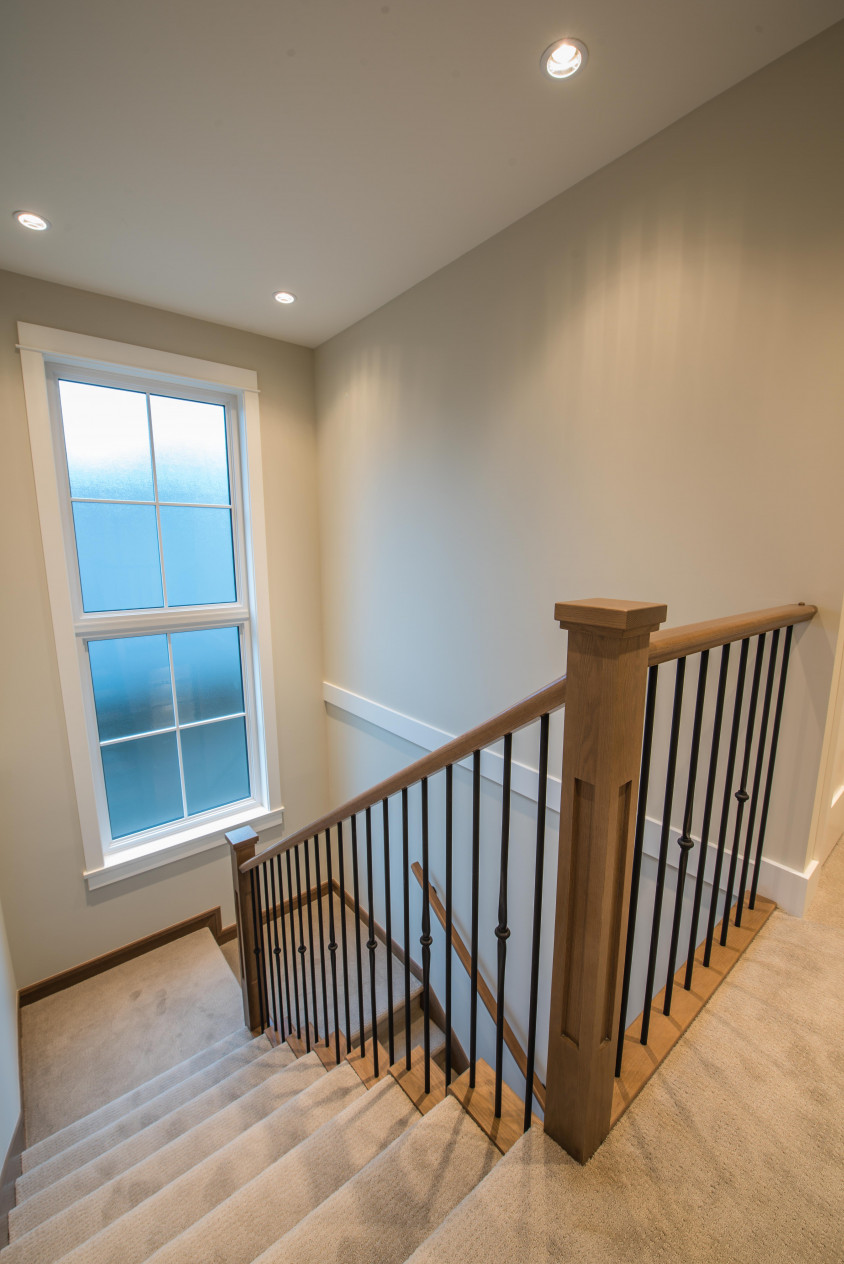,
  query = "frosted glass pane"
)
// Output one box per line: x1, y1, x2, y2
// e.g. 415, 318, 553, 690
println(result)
171, 627, 244, 724
151, 396, 230, 505
89, 635, 174, 741
101, 731, 183, 838
59, 380, 153, 501
73, 503, 163, 612
182, 717, 250, 815
159, 507, 235, 606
